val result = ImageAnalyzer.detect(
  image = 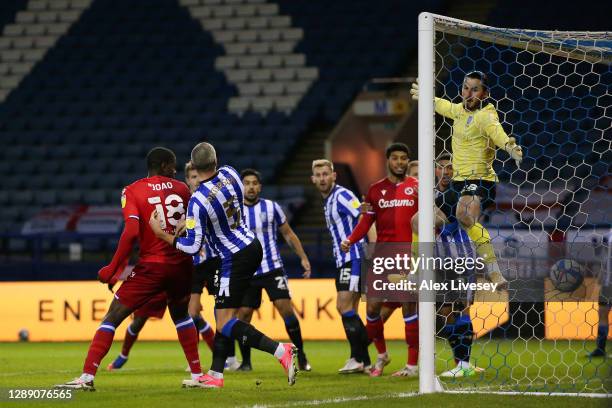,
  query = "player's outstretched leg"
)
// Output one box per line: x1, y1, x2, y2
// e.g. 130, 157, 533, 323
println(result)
55, 299, 132, 391
186, 317, 297, 389
108, 316, 148, 371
